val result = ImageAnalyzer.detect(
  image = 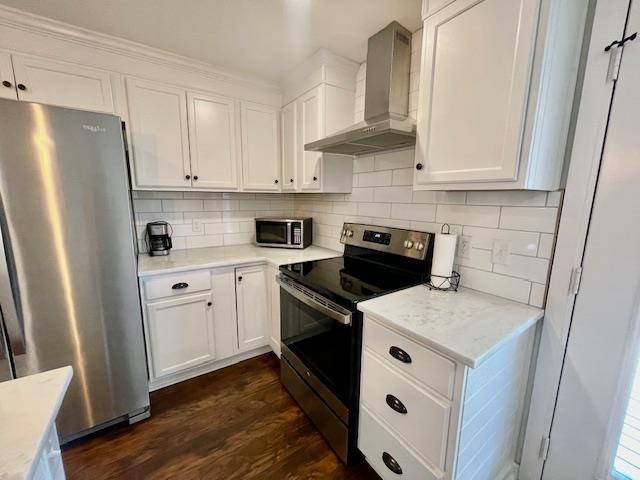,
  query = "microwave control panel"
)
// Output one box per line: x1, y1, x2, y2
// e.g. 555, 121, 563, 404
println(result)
293, 227, 301, 245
